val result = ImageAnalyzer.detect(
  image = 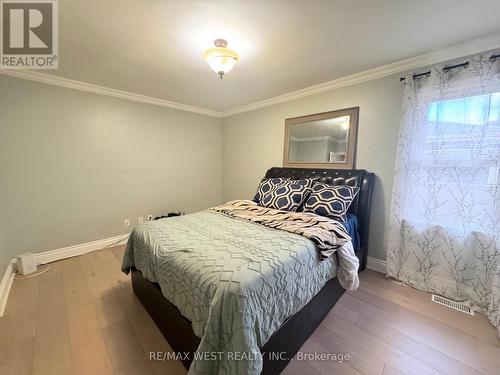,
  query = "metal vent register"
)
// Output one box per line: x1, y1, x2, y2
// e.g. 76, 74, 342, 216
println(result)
431, 294, 474, 315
